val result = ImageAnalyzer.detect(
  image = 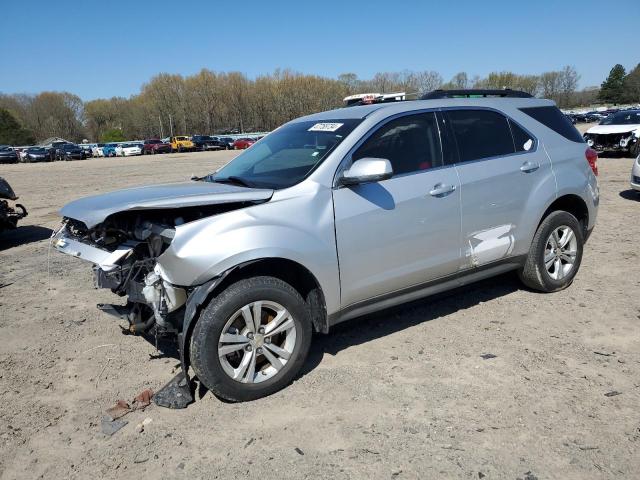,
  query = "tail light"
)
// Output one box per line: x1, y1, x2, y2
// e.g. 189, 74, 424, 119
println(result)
585, 148, 598, 176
